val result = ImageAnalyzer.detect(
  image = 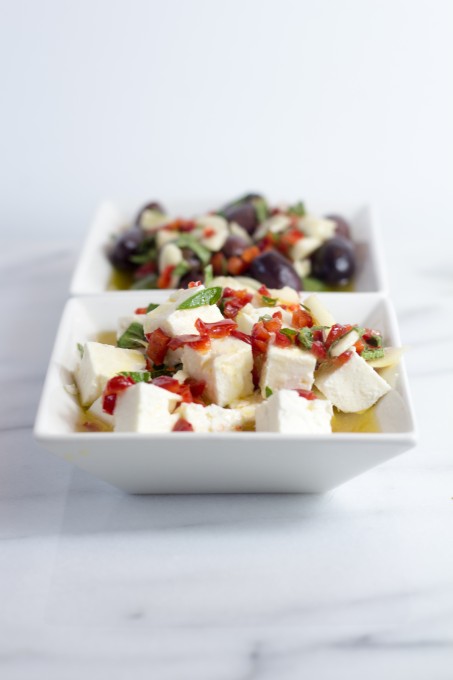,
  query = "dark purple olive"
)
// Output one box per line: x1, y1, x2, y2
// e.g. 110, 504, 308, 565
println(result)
248, 251, 302, 291
221, 235, 248, 258
221, 202, 259, 235
311, 236, 356, 284
135, 201, 166, 226
325, 214, 352, 240
107, 227, 145, 271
